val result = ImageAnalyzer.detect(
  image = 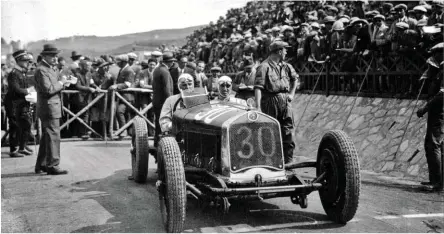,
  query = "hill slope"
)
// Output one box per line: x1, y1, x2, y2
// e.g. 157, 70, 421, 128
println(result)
25, 25, 203, 59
